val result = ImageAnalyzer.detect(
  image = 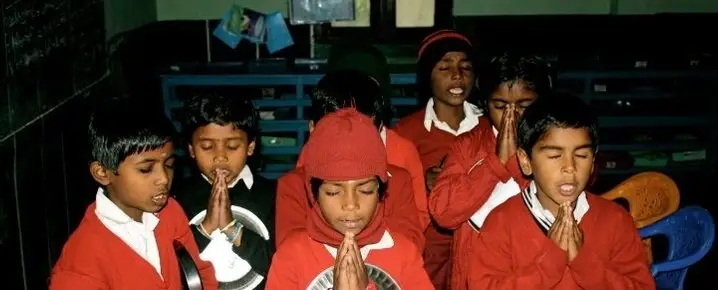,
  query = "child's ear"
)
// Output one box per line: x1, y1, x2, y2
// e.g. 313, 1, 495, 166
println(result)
308, 120, 315, 133
187, 144, 196, 159
517, 149, 533, 176
89, 161, 111, 186
247, 140, 256, 156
